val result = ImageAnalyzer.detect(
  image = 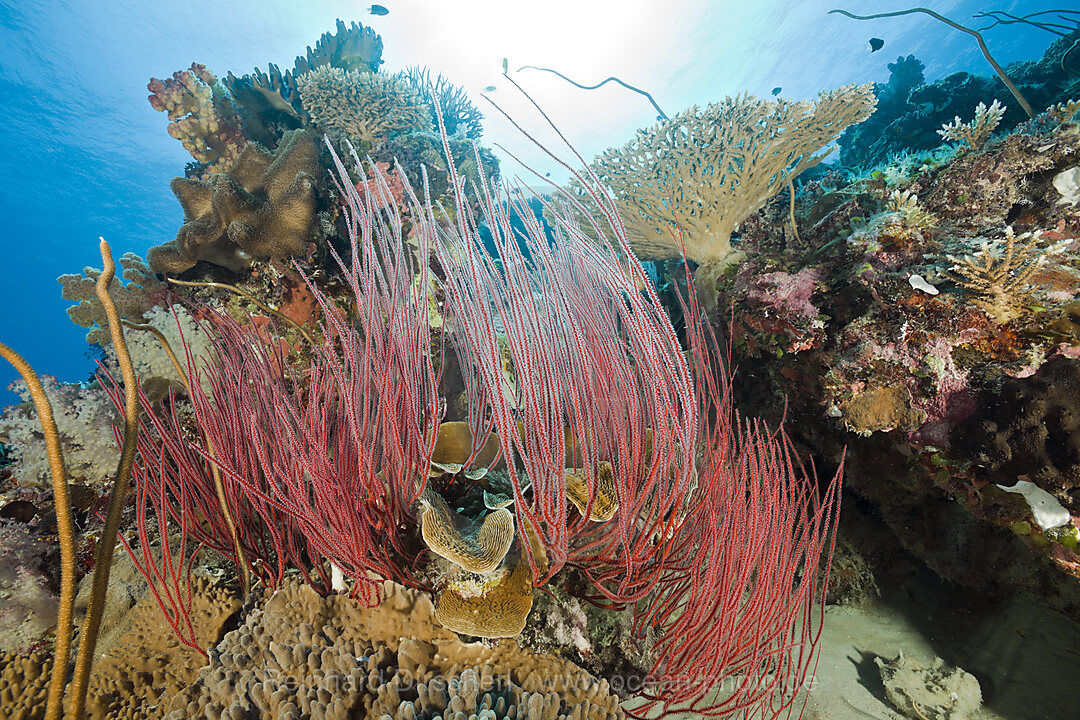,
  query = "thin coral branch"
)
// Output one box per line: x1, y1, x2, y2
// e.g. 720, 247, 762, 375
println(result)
0, 343, 76, 720
70, 238, 141, 720
829, 7, 1035, 117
